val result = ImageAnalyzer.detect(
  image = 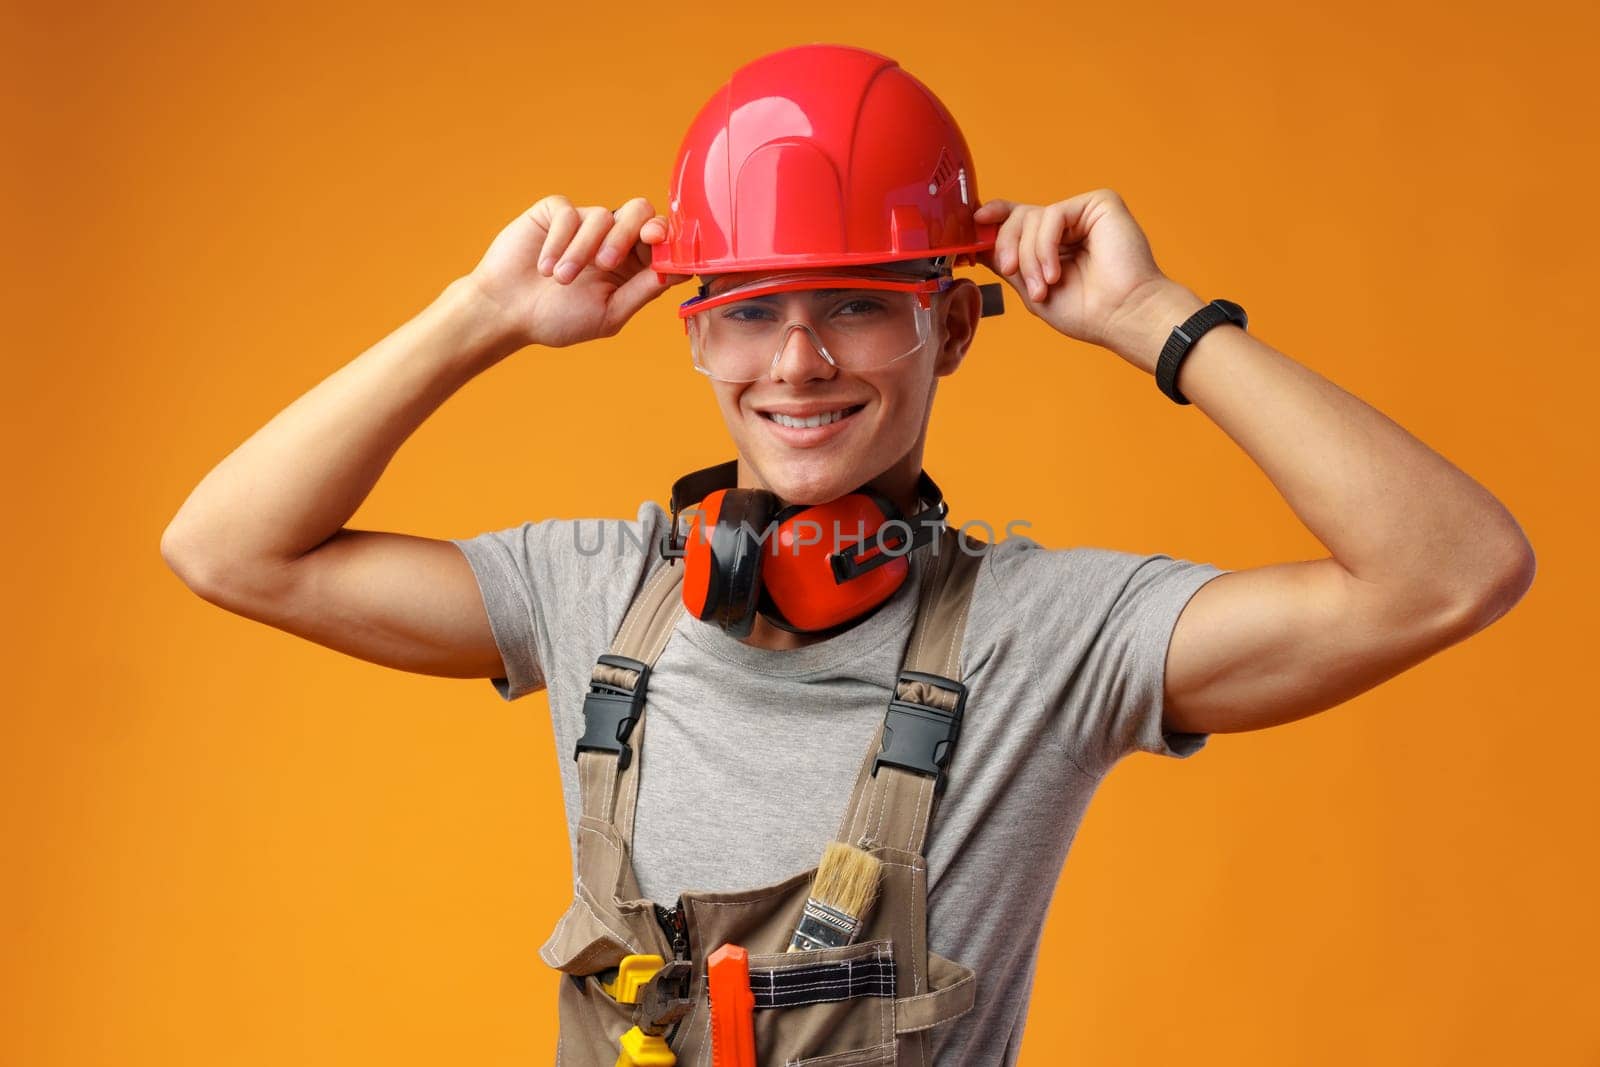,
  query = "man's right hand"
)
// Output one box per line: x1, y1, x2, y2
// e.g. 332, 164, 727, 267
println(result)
466, 195, 693, 351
